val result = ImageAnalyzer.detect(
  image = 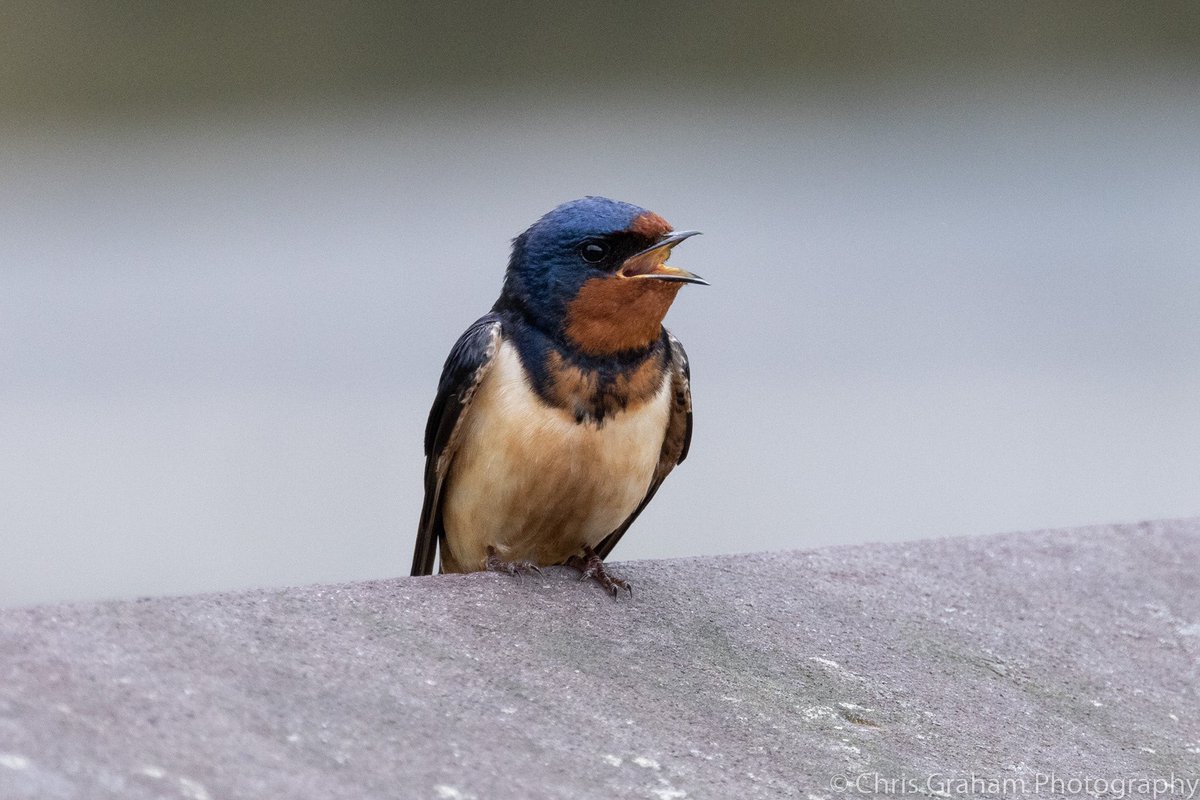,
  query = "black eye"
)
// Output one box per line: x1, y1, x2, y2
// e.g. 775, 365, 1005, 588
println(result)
579, 240, 609, 263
